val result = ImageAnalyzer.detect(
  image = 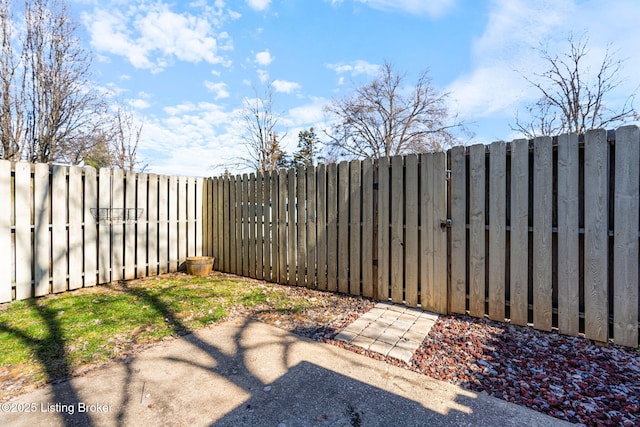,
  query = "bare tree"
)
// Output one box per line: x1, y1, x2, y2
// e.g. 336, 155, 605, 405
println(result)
0, 0, 23, 160
324, 61, 460, 160
109, 102, 145, 171
514, 34, 637, 138
240, 83, 288, 172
